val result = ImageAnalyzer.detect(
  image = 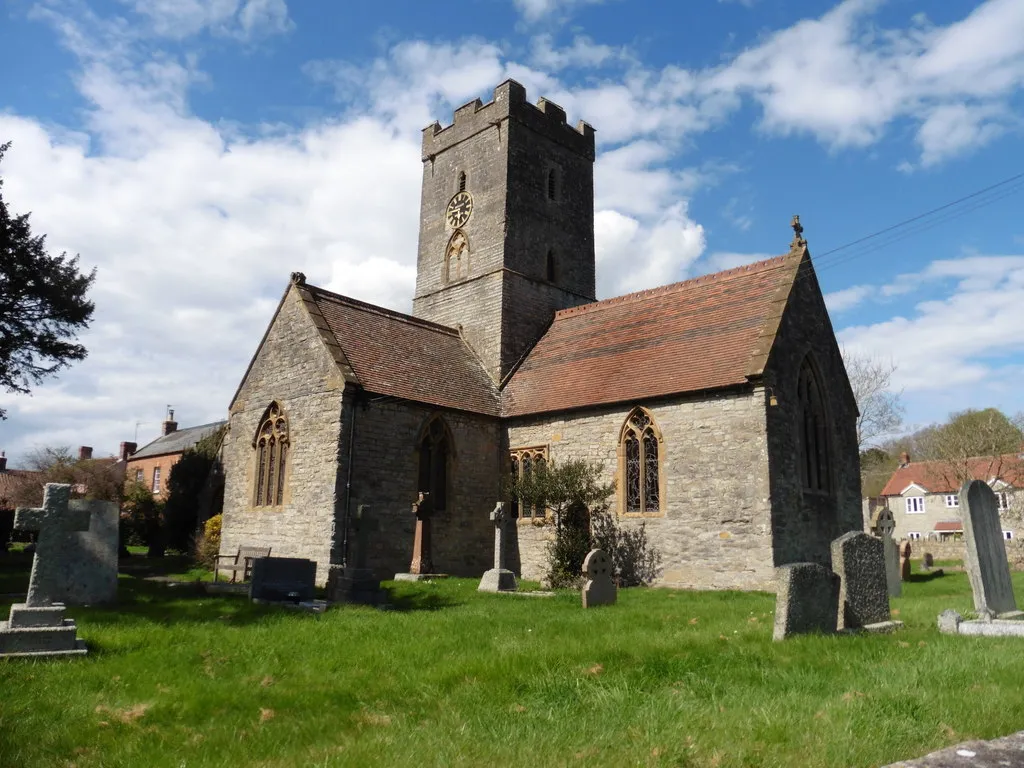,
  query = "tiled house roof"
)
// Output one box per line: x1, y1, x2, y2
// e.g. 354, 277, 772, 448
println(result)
501, 252, 802, 417
130, 422, 227, 460
881, 455, 1024, 496
300, 285, 501, 417
0, 469, 39, 510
